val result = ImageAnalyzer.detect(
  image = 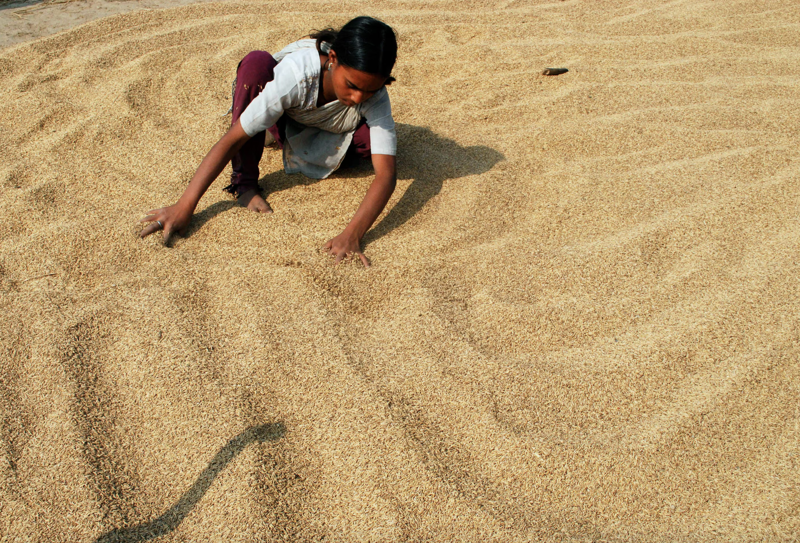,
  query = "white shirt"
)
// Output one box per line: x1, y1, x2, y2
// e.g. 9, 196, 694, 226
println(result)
239, 40, 396, 179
